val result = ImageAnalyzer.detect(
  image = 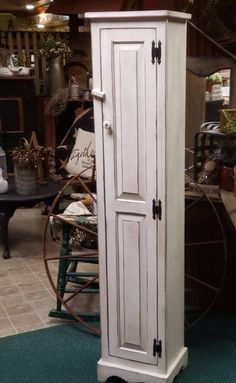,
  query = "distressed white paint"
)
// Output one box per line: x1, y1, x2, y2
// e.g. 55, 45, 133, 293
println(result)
87, 10, 190, 383
100, 27, 158, 364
